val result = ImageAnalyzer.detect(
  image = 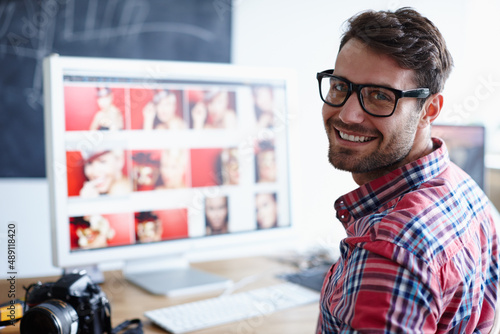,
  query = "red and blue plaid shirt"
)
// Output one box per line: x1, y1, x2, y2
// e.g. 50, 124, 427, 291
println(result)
317, 138, 499, 333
